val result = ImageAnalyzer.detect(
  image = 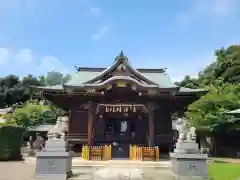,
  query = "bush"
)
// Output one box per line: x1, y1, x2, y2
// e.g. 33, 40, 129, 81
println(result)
10, 100, 64, 127
0, 124, 25, 161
